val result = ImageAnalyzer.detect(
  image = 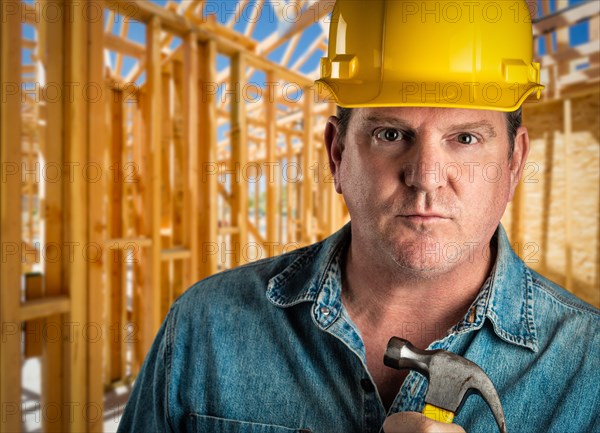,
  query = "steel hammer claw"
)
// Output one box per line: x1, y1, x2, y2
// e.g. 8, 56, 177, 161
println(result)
384, 337, 507, 433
